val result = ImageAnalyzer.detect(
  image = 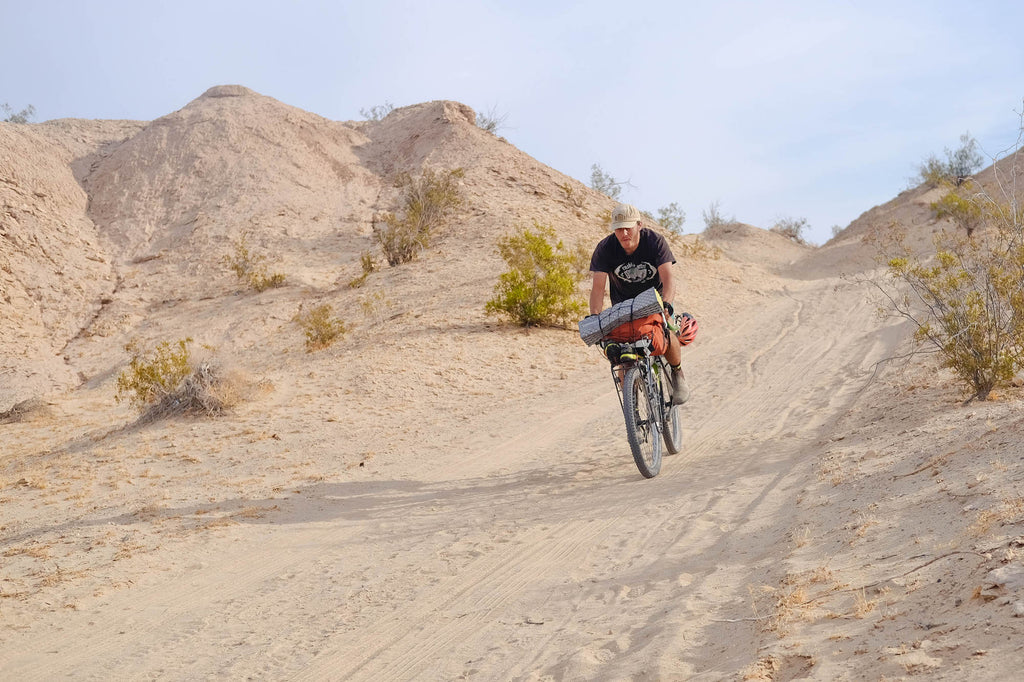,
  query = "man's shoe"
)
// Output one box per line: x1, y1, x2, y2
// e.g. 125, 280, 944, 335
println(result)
672, 370, 690, 404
